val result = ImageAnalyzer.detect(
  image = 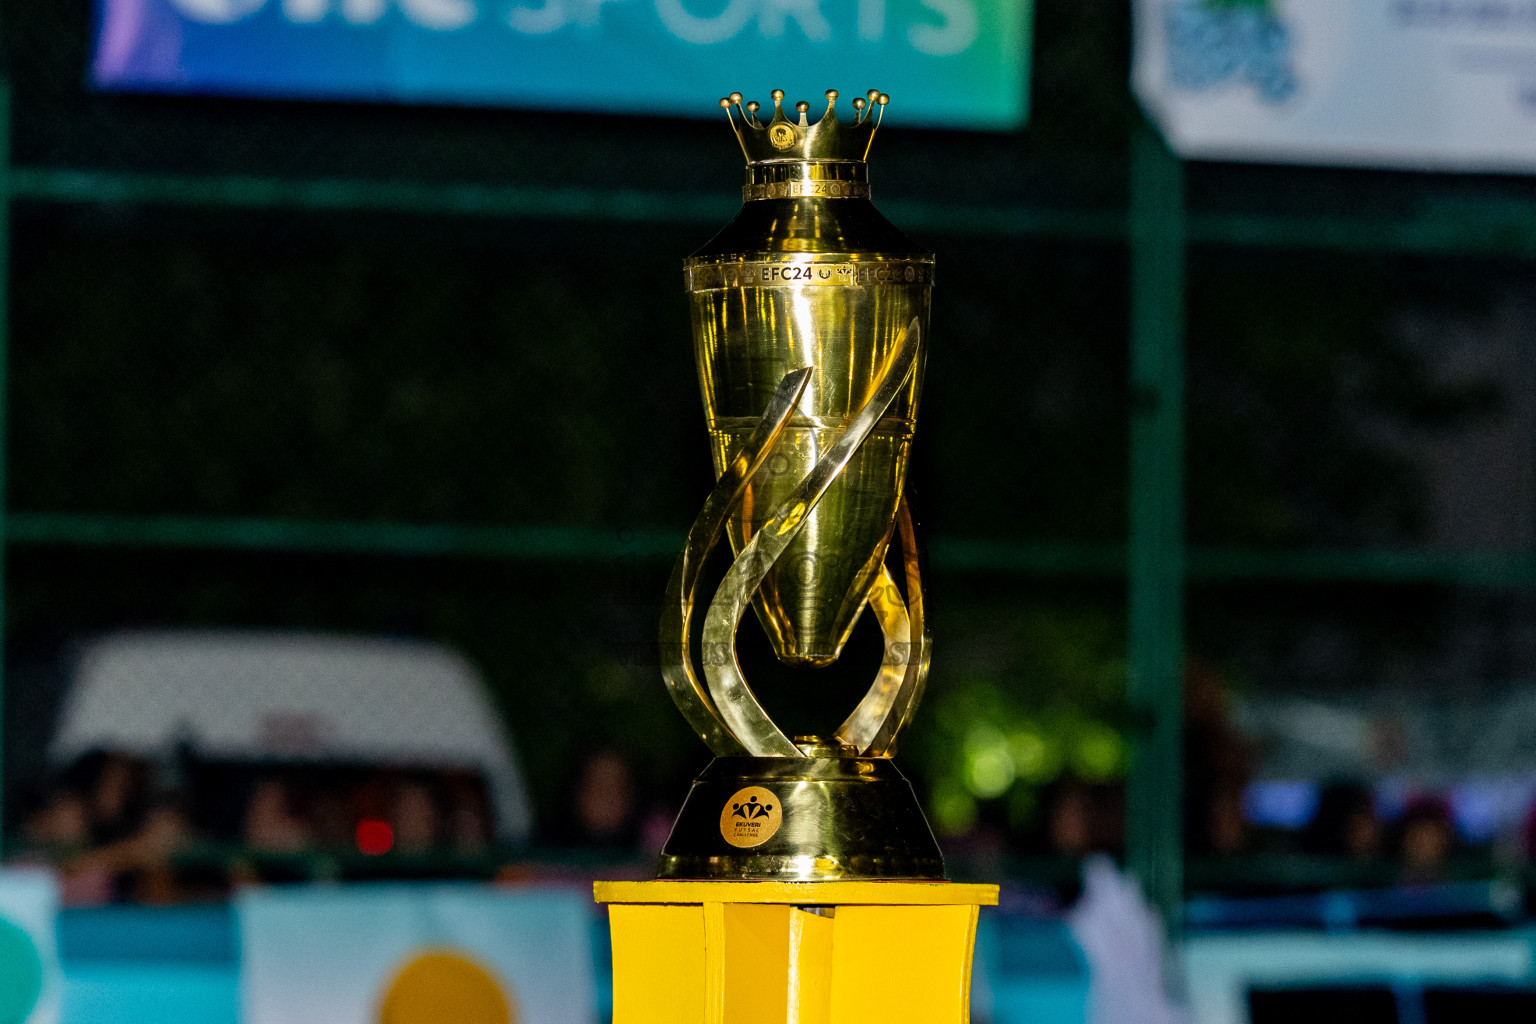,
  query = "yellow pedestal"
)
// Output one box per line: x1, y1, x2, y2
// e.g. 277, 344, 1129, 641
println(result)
594, 880, 999, 1024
